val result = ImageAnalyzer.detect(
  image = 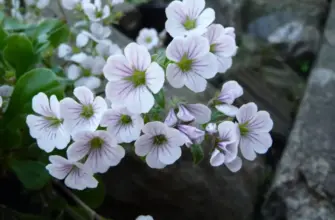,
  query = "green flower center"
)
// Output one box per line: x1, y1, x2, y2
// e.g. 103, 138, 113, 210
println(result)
153, 134, 167, 145
81, 104, 94, 119
239, 123, 249, 136
177, 54, 193, 72
145, 37, 152, 43
82, 69, 91, 77
45, 117, 63, 127
96, 11, 103, 18
90, 137, 104, 149
183, 17, 196, 30
126, 69, 146, 87
210, 44, 216, 53
120, 114, 132, 124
